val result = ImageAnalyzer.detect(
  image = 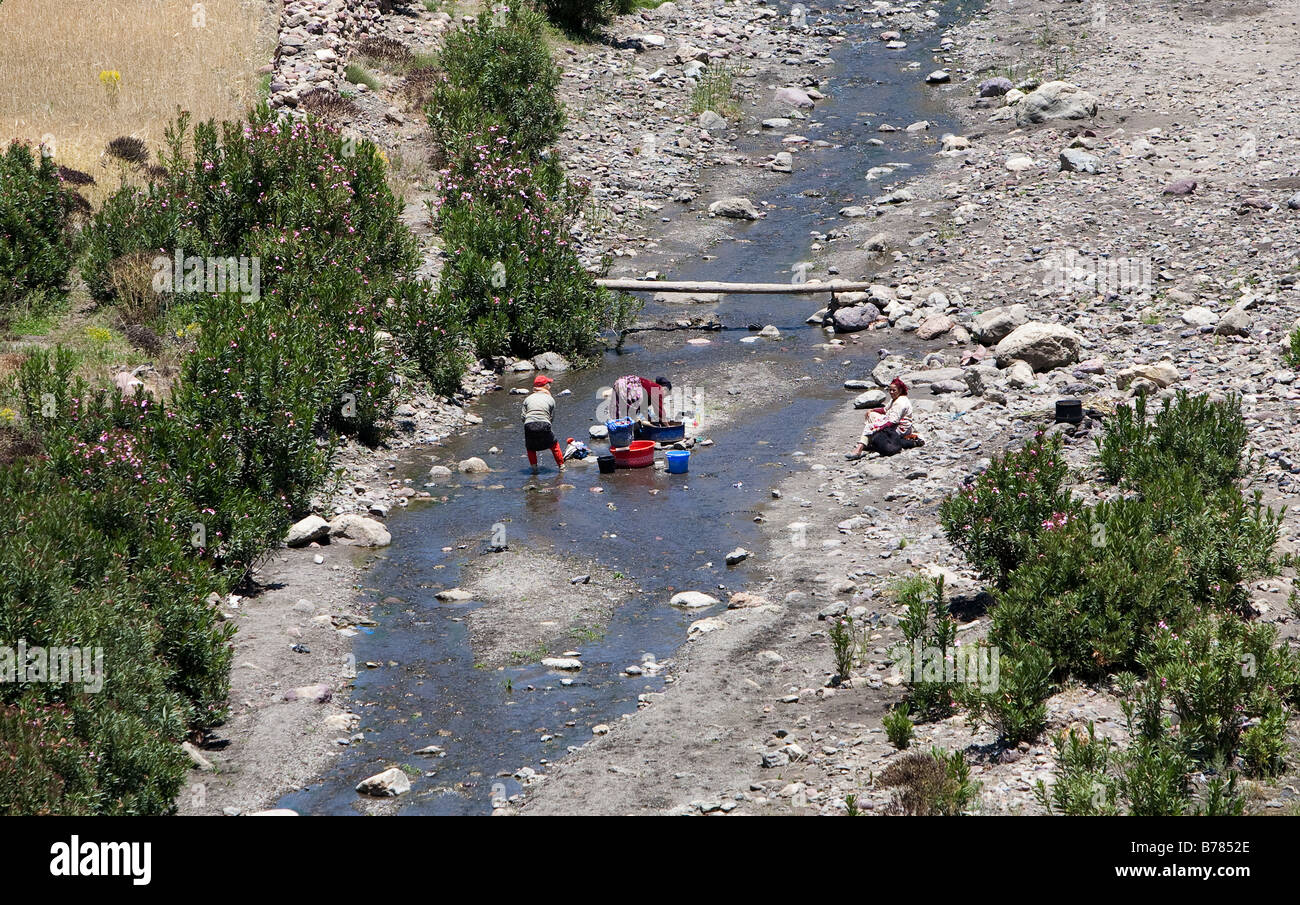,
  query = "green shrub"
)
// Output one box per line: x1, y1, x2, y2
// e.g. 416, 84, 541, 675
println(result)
1142, 614, 1295, 773
82, 109, 418, 442
1137, 469, 1280, 613
828, 613, 858, 680
427, 7, 564, 163
1097, 392, 1247, 493
883, 704, 914, 750
0, 142, 78, 310
690, 62, 738, 117
389, 279, 471, 396
960, 642, 1052, 745
1034, 723, 1121, 816
538, 0, 621, 34
429, 139, 636, 360
1240, 707, 1288, 778
990, 497, 1194, 681
894, 574, 958, 717
939, 432, 1075, 588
